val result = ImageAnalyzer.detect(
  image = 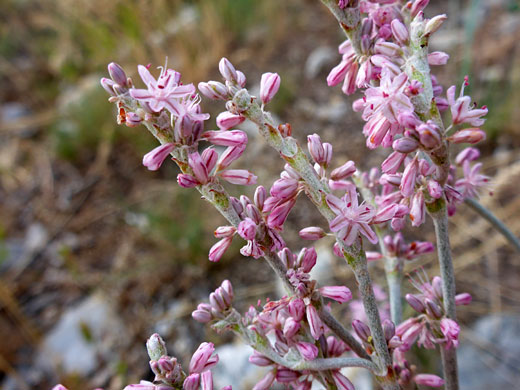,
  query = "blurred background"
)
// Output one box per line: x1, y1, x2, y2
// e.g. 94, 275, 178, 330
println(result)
0, 0, 519, 389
